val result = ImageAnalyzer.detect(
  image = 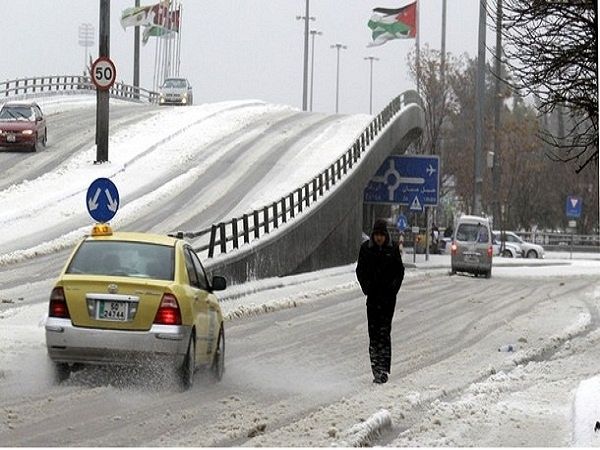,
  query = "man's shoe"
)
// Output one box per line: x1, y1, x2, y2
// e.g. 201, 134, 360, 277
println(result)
373, 372, 388, 384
